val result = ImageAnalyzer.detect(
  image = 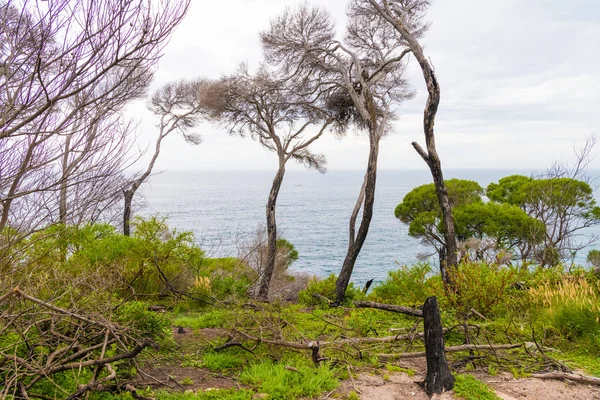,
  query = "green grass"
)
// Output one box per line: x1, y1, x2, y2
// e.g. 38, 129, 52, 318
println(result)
240, 359, 338, 400
172, 309, 232, 329
453, 374, 501, 400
